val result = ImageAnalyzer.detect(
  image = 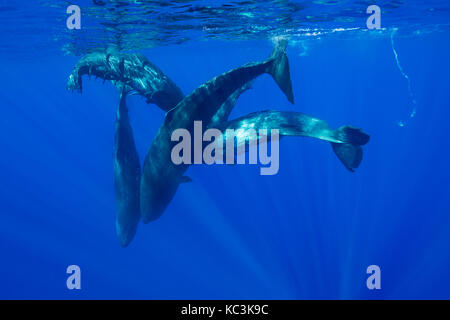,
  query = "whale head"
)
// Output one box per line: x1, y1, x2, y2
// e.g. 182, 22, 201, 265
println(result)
67, 72, 82, 92
140, 160, 186, 224
140, 177, 181, 224
116, 217, 139, 248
